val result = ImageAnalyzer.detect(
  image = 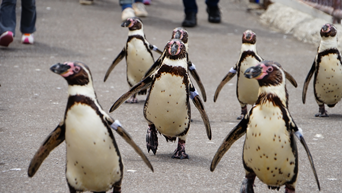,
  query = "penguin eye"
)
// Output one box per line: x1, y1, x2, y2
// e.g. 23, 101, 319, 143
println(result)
267, 67, 273, 73
74, 66, 81, 73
